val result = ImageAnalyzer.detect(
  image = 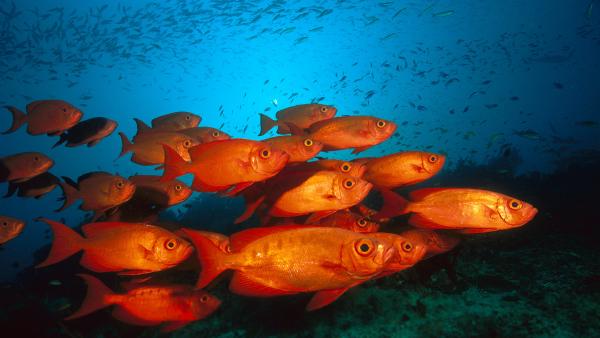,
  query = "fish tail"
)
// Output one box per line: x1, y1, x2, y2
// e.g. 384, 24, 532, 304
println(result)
2, 106, 27, 134
258, 113, 277, 136
52, 133, 68, 149
4, 182, 17, 198
234, 195, 265, 224
65, 274, 113, 320
161, 144, 189, 181
373, 188, 410, 220
133, 118, 151, 138
181, 228, 229, 289
35, 218, 84, 268
56, 177, 79, 211
118, 132, 133, 158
